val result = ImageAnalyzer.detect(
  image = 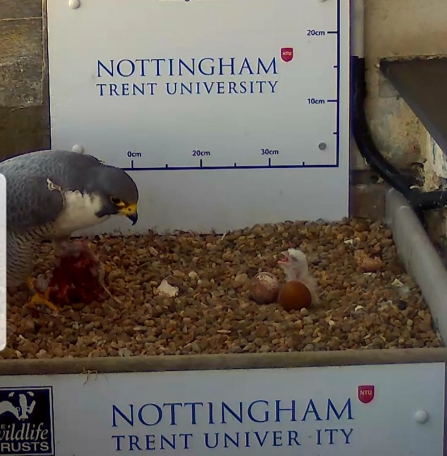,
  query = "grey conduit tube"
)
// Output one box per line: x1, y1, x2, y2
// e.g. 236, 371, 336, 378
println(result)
386, 189, 447, 343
